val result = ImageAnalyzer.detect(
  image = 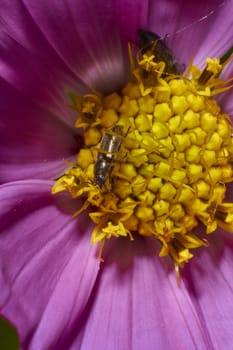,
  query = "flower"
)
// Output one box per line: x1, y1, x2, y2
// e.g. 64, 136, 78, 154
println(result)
1, 1, 233, 349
